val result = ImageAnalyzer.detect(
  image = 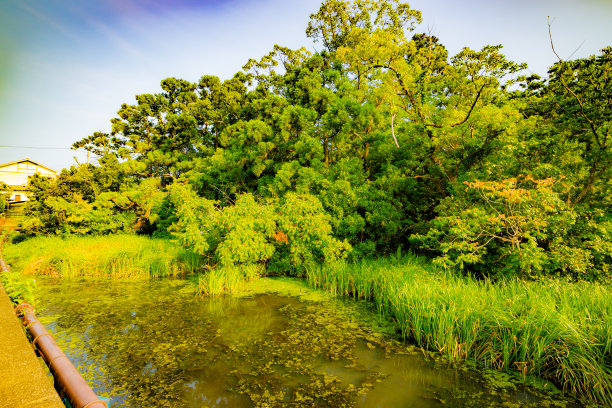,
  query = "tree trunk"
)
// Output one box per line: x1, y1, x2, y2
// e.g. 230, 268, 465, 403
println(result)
571, 159, 602, 207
